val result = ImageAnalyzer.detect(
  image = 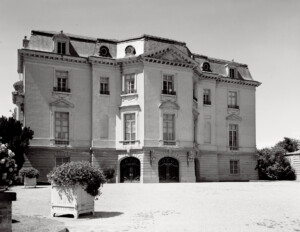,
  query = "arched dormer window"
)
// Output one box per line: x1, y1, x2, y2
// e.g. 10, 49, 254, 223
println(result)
201, 62, 211, 72
125, 45, 136, 56
99, 46, 111, 57
53, 31, 70, 55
